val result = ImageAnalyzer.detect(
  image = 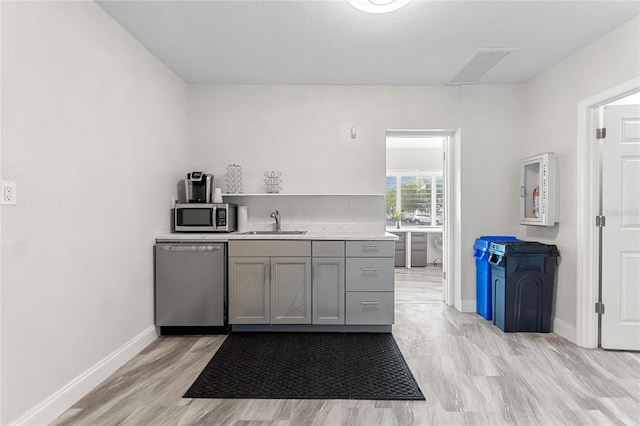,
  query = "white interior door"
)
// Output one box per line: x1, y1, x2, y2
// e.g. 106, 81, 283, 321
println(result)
601, 104, 640, 350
